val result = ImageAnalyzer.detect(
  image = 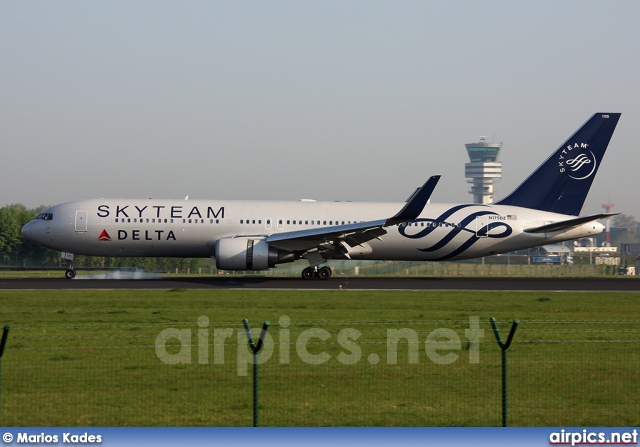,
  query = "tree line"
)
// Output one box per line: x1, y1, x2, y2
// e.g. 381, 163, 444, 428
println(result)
0, 204, 203, 272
